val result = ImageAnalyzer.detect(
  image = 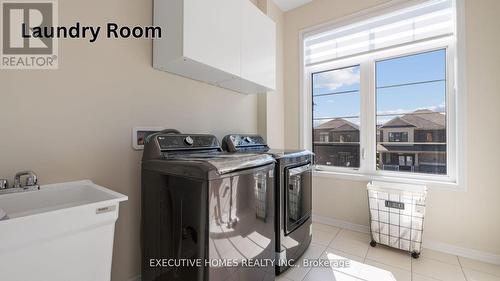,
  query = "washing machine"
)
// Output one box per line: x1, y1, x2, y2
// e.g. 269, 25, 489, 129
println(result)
141, 131, 276, 281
